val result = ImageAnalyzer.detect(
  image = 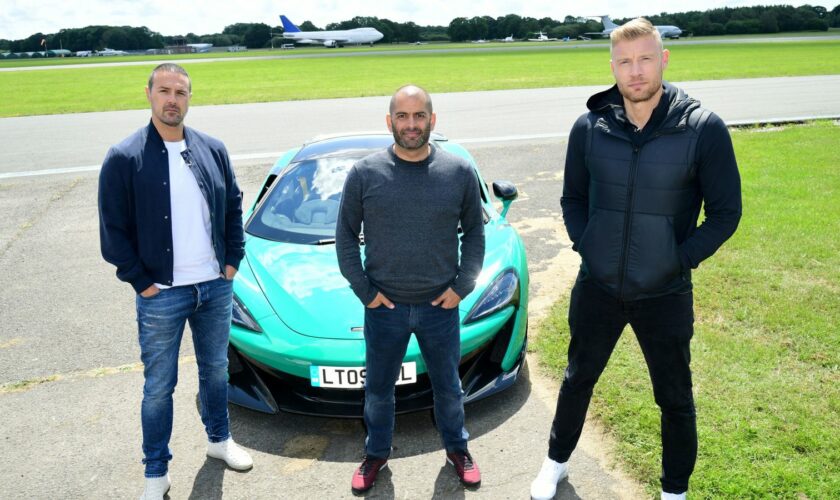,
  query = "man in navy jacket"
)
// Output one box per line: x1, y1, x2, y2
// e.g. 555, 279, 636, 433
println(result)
530, 19, 741, 500
99, 63, 251, 500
